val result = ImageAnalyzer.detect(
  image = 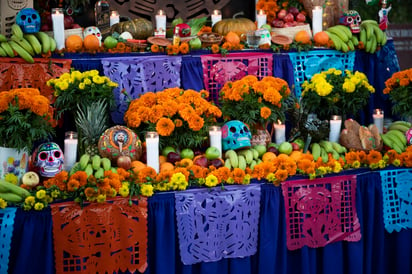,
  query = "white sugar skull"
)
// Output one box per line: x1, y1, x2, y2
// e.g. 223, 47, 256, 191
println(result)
34, 142, 64, 177
222, 120, 252, 151
16, 8, 41, 34
339, 10, 362, 33
83, 26, 102, 45
257, 29, 271, 46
